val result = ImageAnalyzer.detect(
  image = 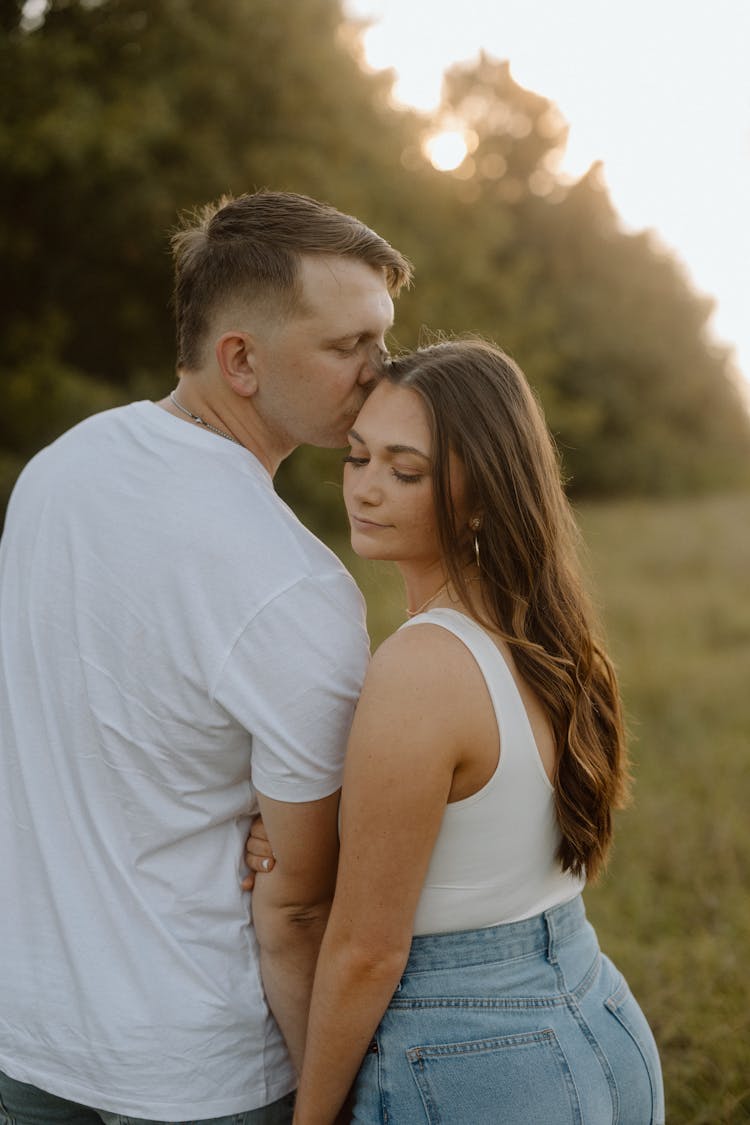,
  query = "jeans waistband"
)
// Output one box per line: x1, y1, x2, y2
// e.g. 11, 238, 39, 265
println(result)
403, 894, 587, 973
